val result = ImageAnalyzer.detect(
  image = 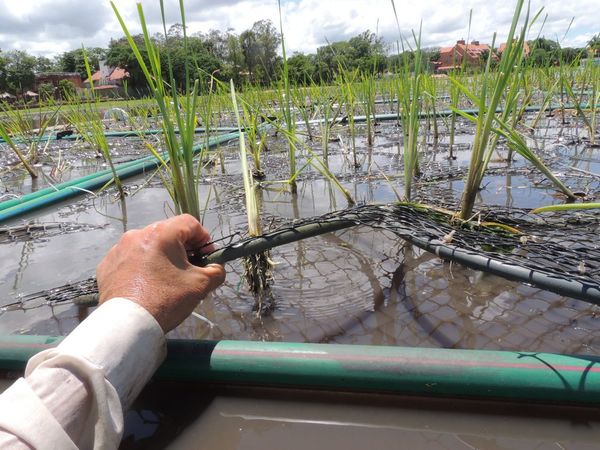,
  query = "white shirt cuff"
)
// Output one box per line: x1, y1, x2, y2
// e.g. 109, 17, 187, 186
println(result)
26, 297, 167, 409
